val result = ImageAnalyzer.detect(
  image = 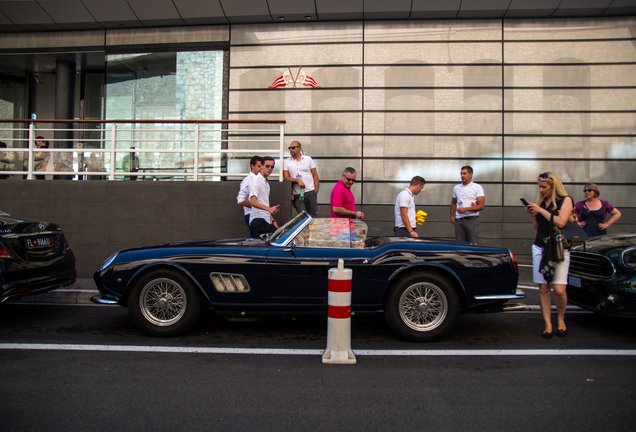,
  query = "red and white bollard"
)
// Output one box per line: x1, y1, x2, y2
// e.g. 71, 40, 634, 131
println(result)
322, 258, 356, 364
